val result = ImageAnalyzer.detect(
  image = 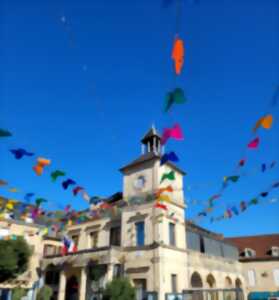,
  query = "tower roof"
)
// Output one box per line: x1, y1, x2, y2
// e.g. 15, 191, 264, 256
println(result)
141, 125, 161, 144
119, 152, 186, 175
